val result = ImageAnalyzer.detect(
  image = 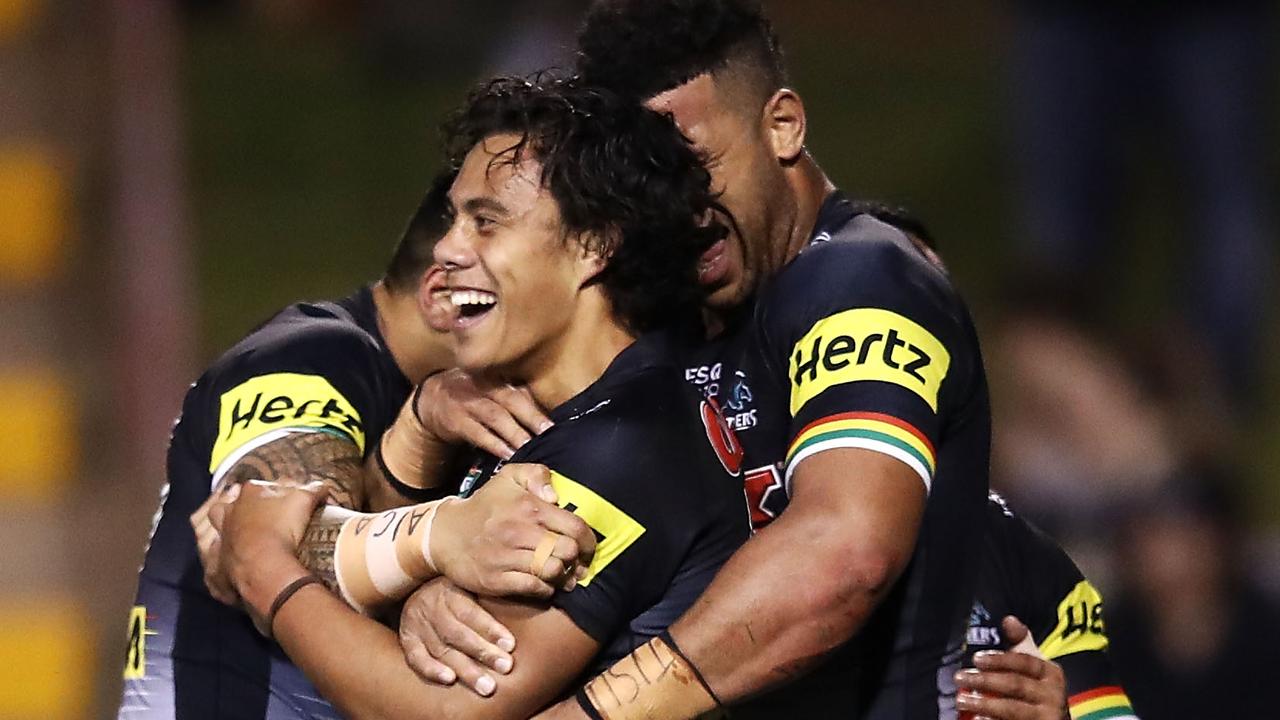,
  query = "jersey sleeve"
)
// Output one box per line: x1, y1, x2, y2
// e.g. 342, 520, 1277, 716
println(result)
202, 321, 389, 488
533, 408, 744, 644
760, 217, 973, 493
1007, 516, 1138, 720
